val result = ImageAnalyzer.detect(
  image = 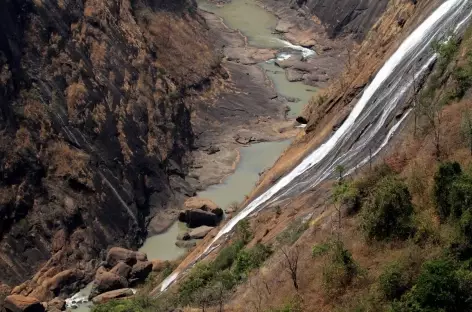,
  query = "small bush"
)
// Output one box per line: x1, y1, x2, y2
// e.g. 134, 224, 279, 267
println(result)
312, 243, 331, 258
434, 161, 462, 221
379, 262, 414, 300
213, 240, 245, 271
361, 176, 414, 241
236, 219, 252, 243
233, 243, 272, 278
322, 241, 360, 296
277, 219, 309, 245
